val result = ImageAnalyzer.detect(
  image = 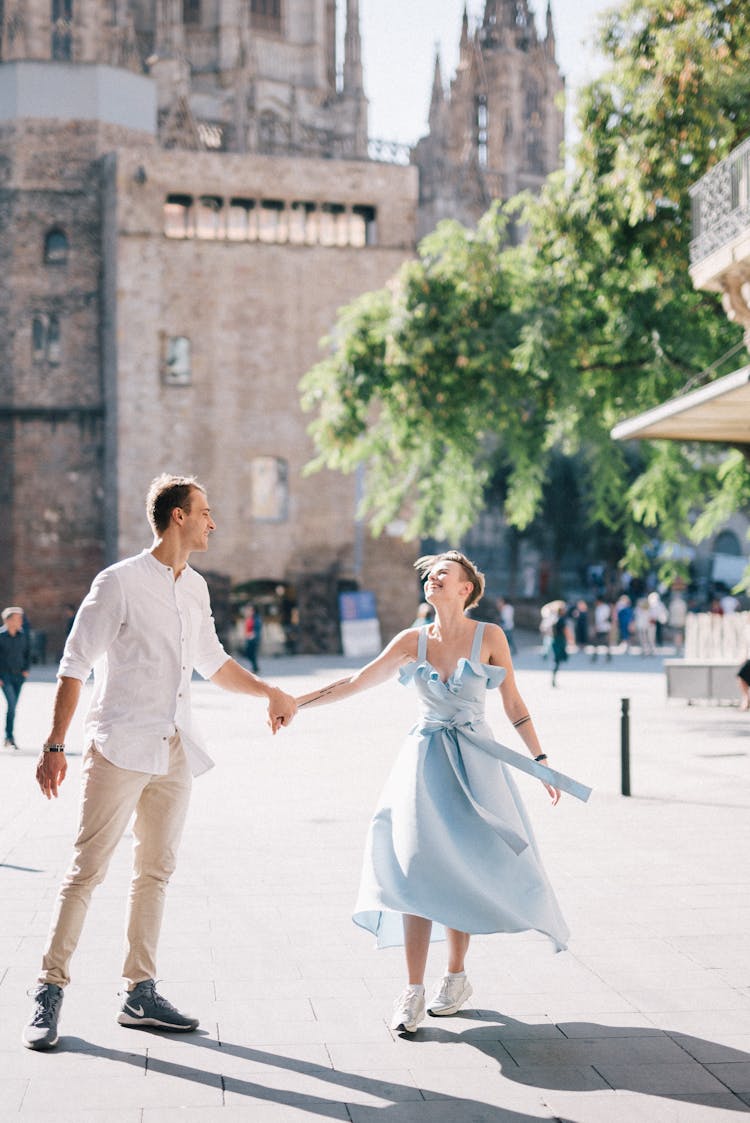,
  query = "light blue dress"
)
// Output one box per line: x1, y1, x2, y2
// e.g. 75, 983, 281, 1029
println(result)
353, 622, 591, 951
